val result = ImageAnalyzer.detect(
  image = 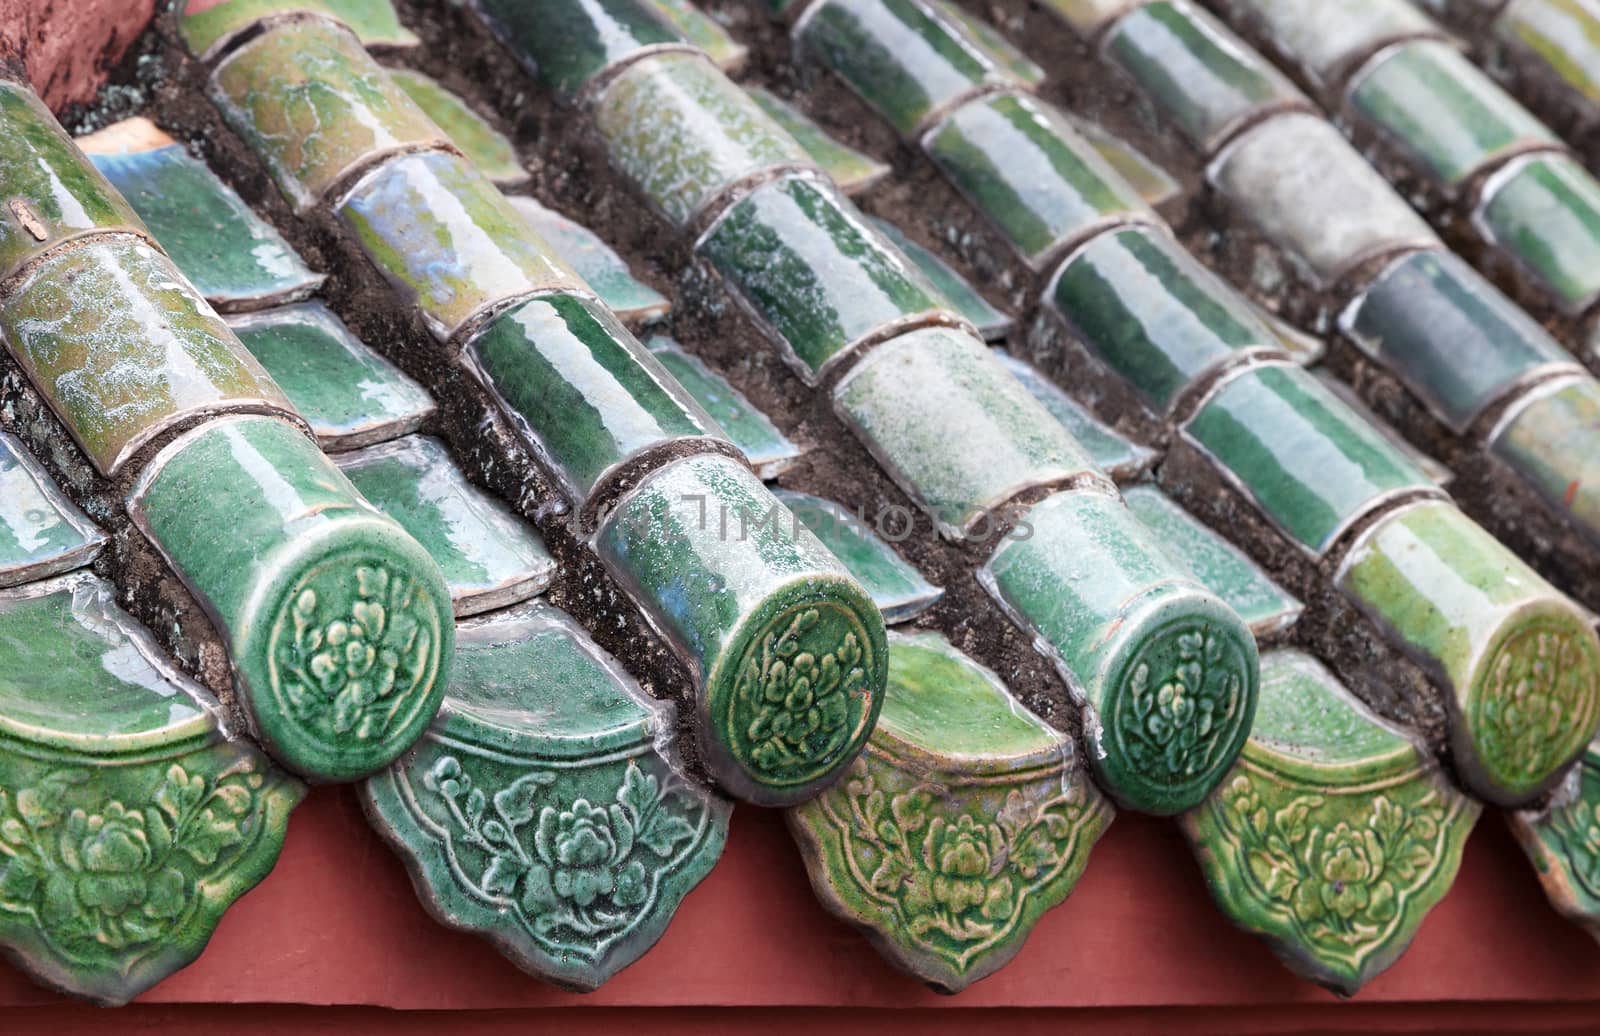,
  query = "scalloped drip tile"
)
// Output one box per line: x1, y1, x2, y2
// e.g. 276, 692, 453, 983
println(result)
746, 87, 892, 196
771, 488, 943, 623
1184, 649, 1479, 995
992, 351, 1158, 481
787, 630, 1110, 992
337, 435, 557, 617
81, 119, 325, 311
227, 302, 435, 453
646, 337, 803, 480
361, 600, 730, 991
982, 487, 1259, 816
0, 572, 302, 1005
504, 195, 670, 325
869, 216, 1013, 340
0, 433, 106, 589
1511, 737, 1600, 942
386, 68, 528, 189
1123, 484, 1302, 639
